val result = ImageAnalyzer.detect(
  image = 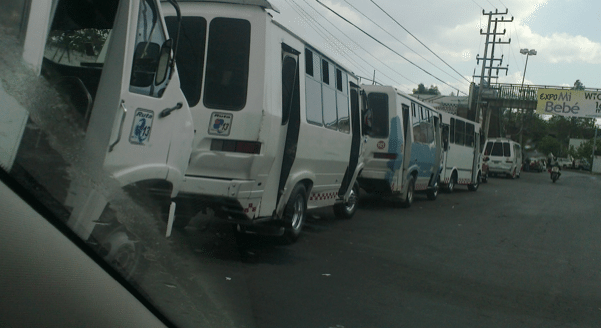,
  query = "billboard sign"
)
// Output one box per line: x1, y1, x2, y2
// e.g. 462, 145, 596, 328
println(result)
536, 89, 601, 117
